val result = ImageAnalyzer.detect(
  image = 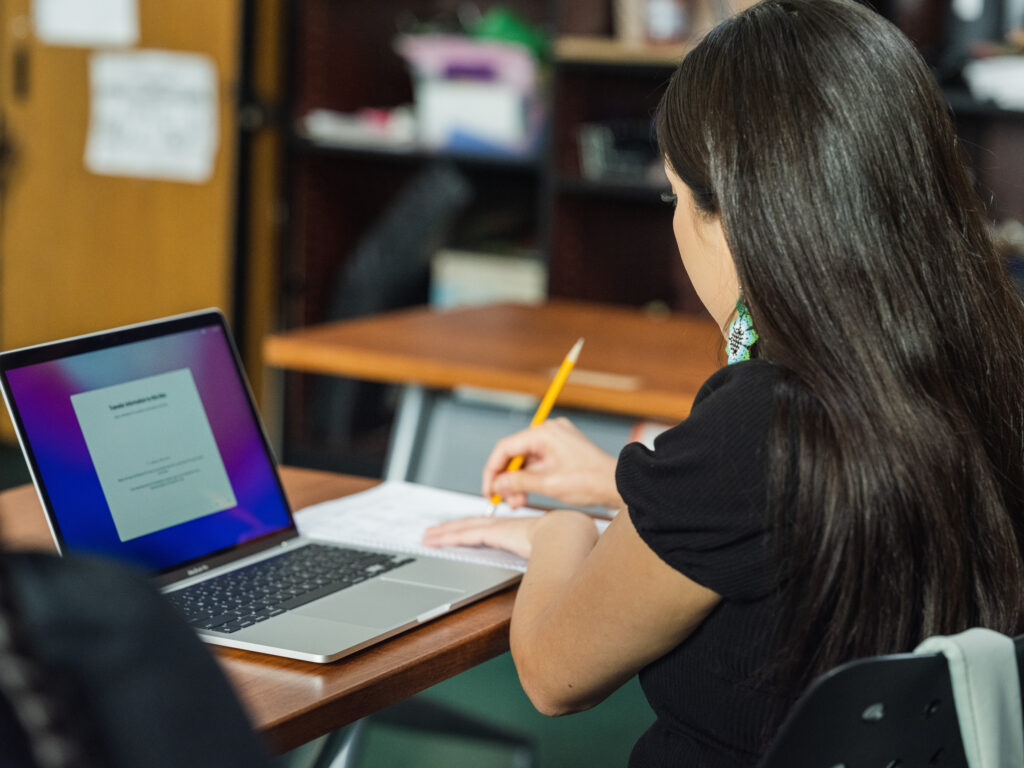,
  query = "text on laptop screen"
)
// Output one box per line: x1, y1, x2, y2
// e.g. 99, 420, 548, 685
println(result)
4, 322, 292, 572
